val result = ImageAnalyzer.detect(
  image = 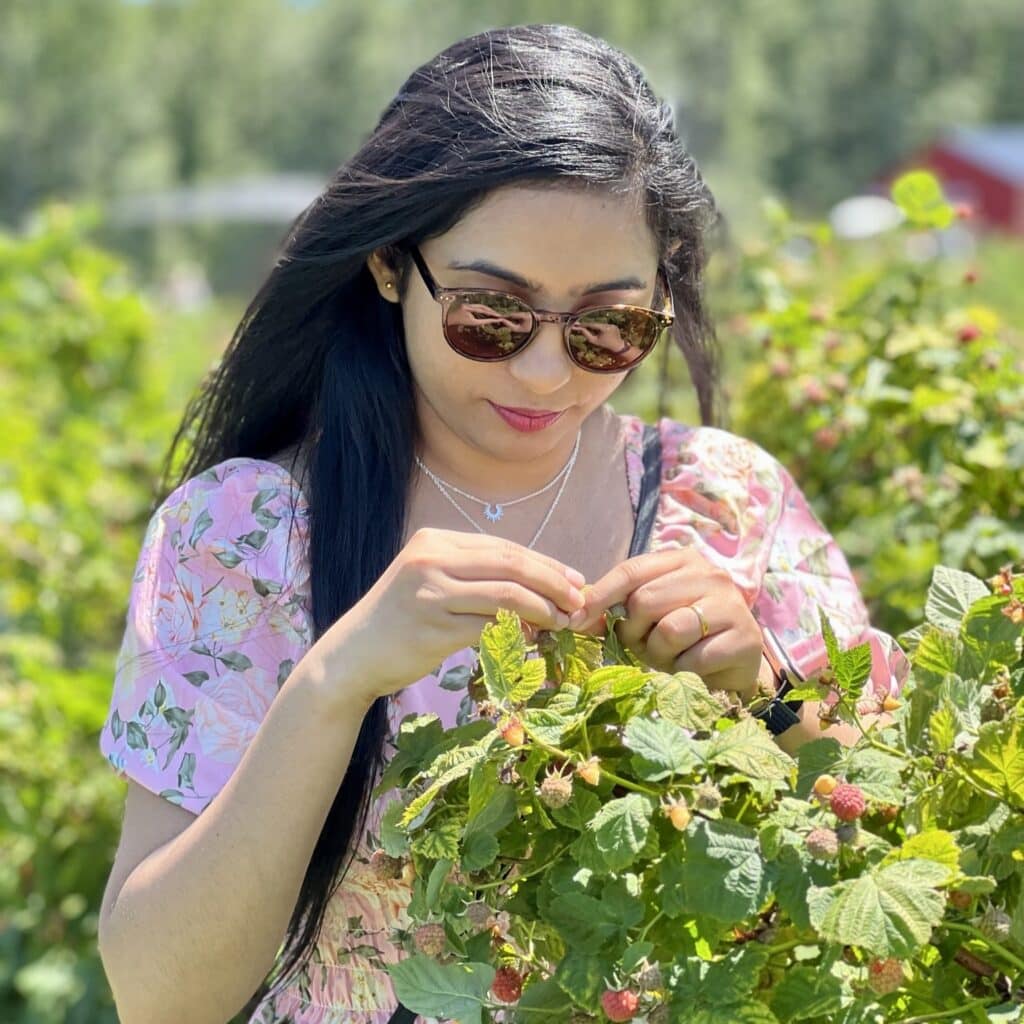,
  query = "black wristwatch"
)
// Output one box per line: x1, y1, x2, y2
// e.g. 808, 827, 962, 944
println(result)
751, 626, 805, 736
